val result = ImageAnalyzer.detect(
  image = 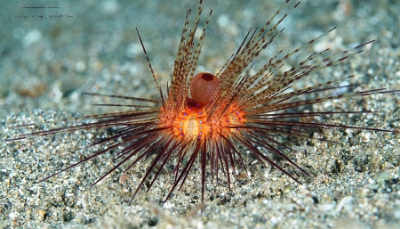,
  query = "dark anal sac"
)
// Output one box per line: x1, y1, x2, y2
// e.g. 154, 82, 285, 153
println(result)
188, 72, 220, 107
